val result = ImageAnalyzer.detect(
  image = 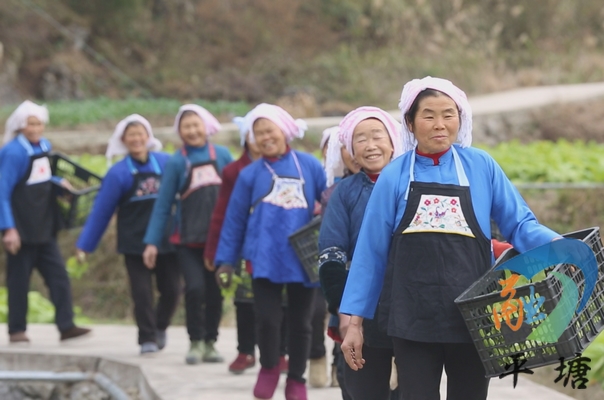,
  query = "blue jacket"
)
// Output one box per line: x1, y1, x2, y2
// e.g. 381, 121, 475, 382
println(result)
77, 152, 171, 252
340, 145, 560, 319
0, 135, 59, 231
143, 143, 233, 246
215, 149, 327, 286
